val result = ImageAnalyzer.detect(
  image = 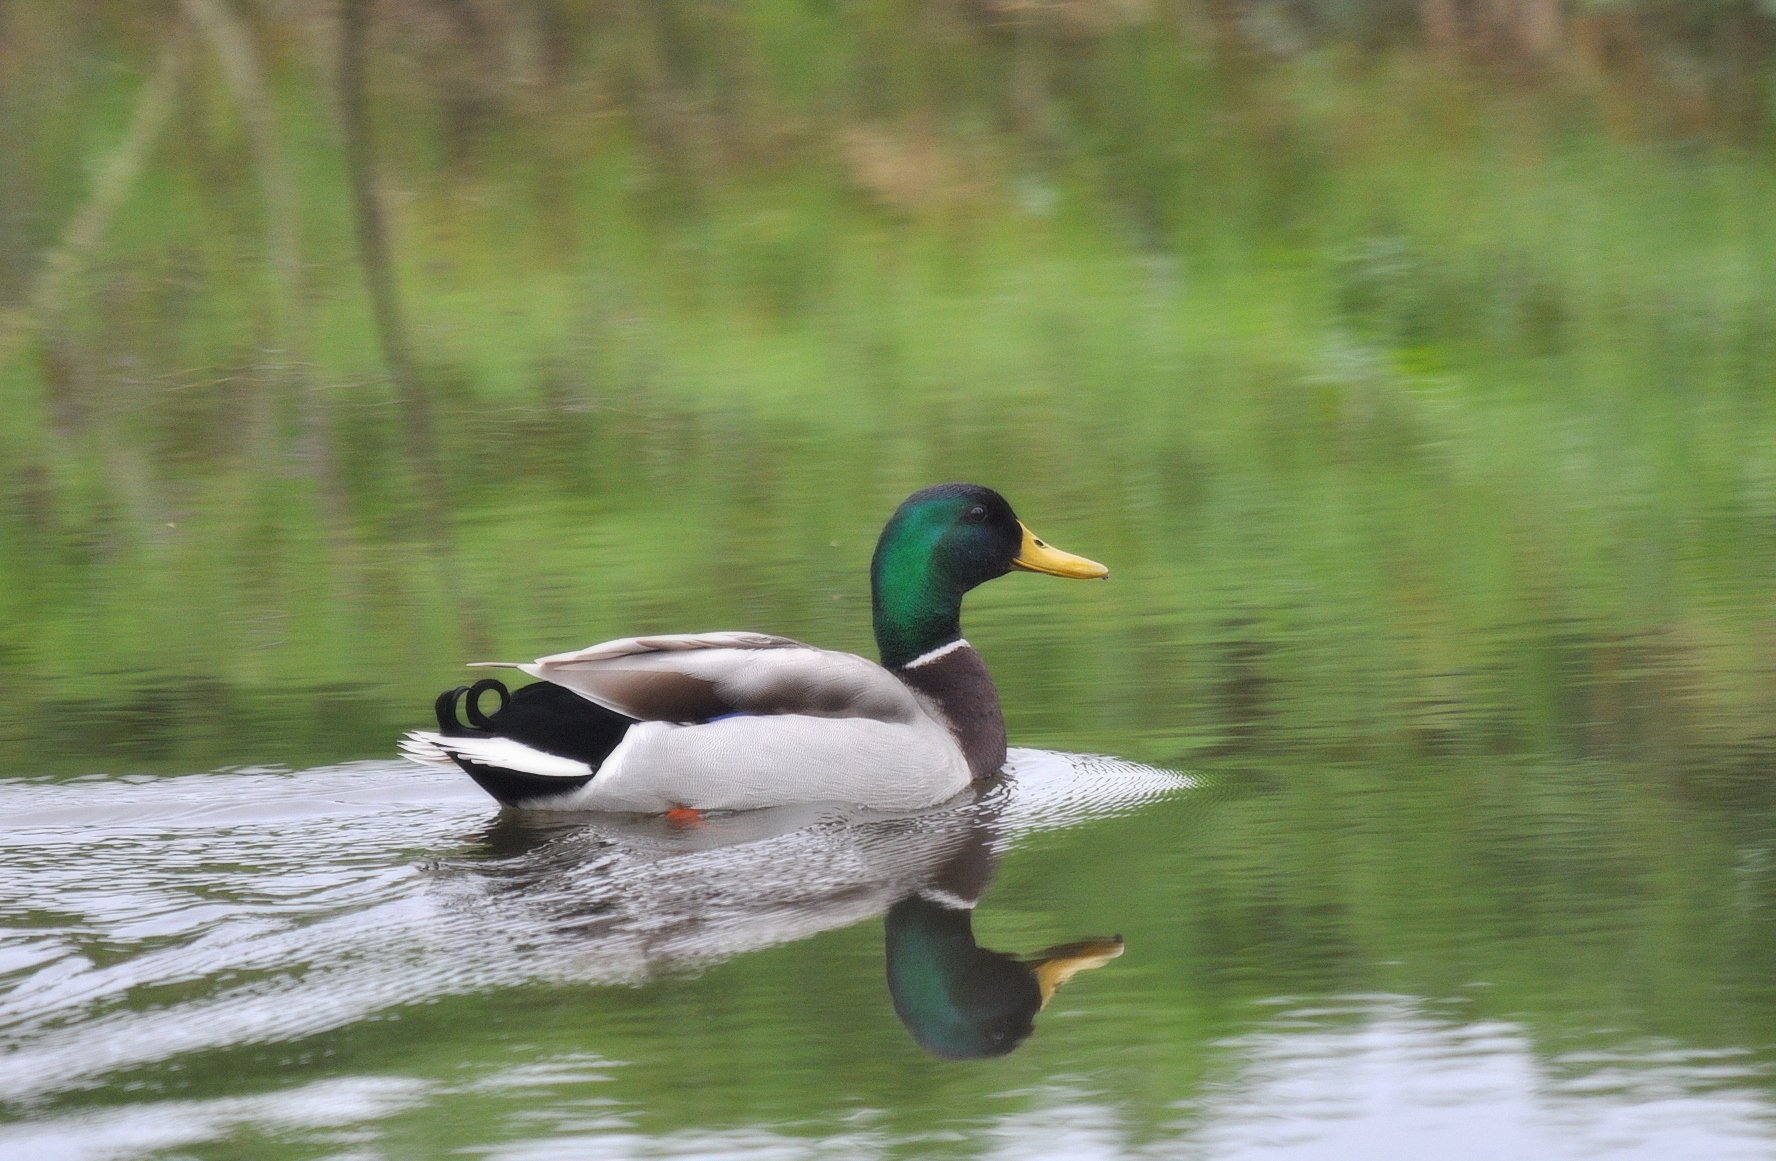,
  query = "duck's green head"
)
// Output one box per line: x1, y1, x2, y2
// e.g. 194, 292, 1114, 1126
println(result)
870, 483, 1107, 669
